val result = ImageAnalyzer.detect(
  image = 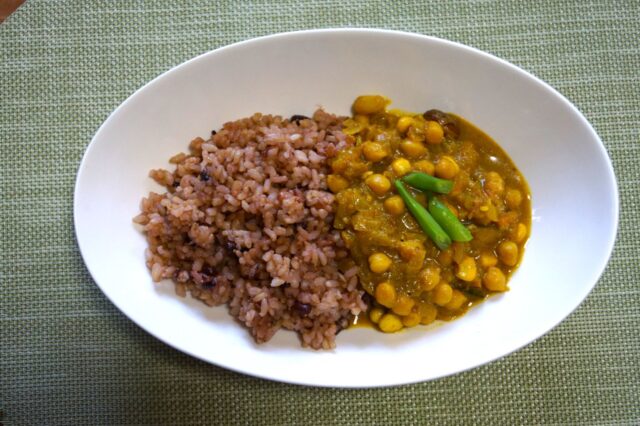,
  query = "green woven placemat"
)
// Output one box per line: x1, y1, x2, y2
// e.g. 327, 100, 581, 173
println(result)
1, 1, 638, 424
